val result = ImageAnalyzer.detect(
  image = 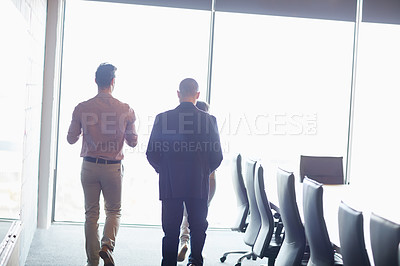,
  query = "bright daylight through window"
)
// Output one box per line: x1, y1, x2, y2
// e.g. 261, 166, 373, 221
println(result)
56, 0, 355, 228
56, 0, 210, 225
